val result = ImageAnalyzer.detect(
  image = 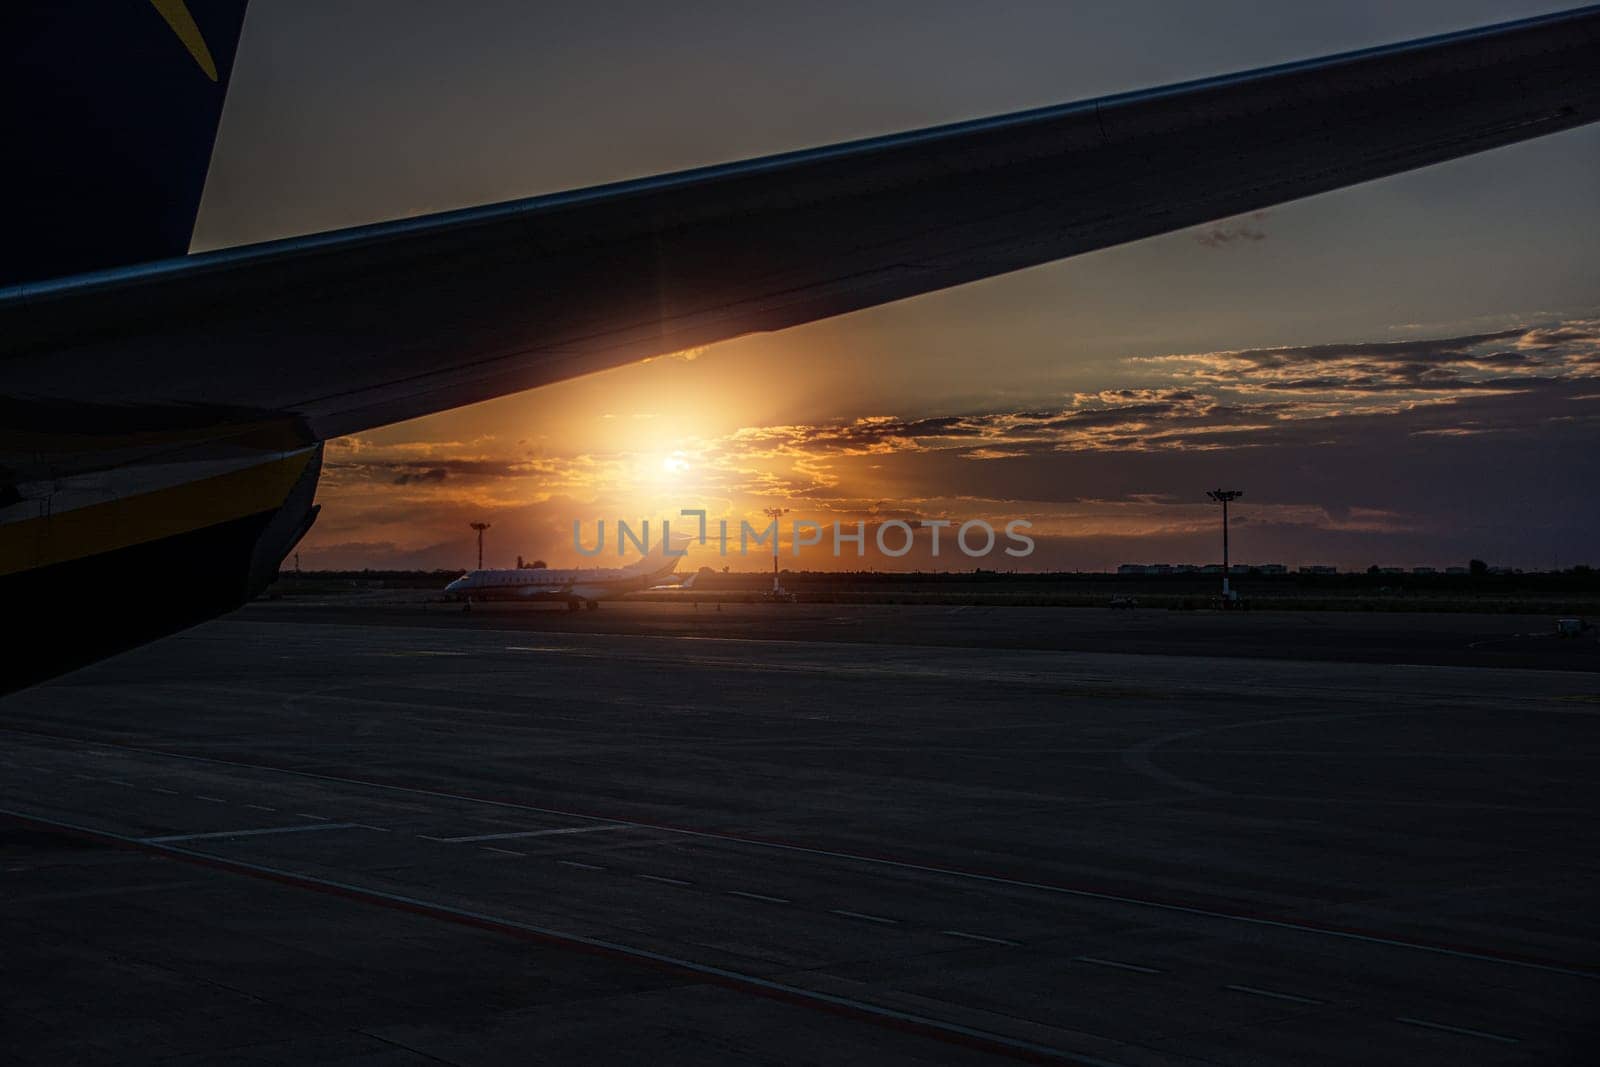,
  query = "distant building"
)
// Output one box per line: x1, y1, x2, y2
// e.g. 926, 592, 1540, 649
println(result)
1299, 565, 1338, 575
1445, 566, 1469, 575
1200, 564, 1223, 574
1379, 567, 1405, 575
1117, 564, 1149, 575
1412, 567, 1437, 575
1254, 563, 1288, 575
